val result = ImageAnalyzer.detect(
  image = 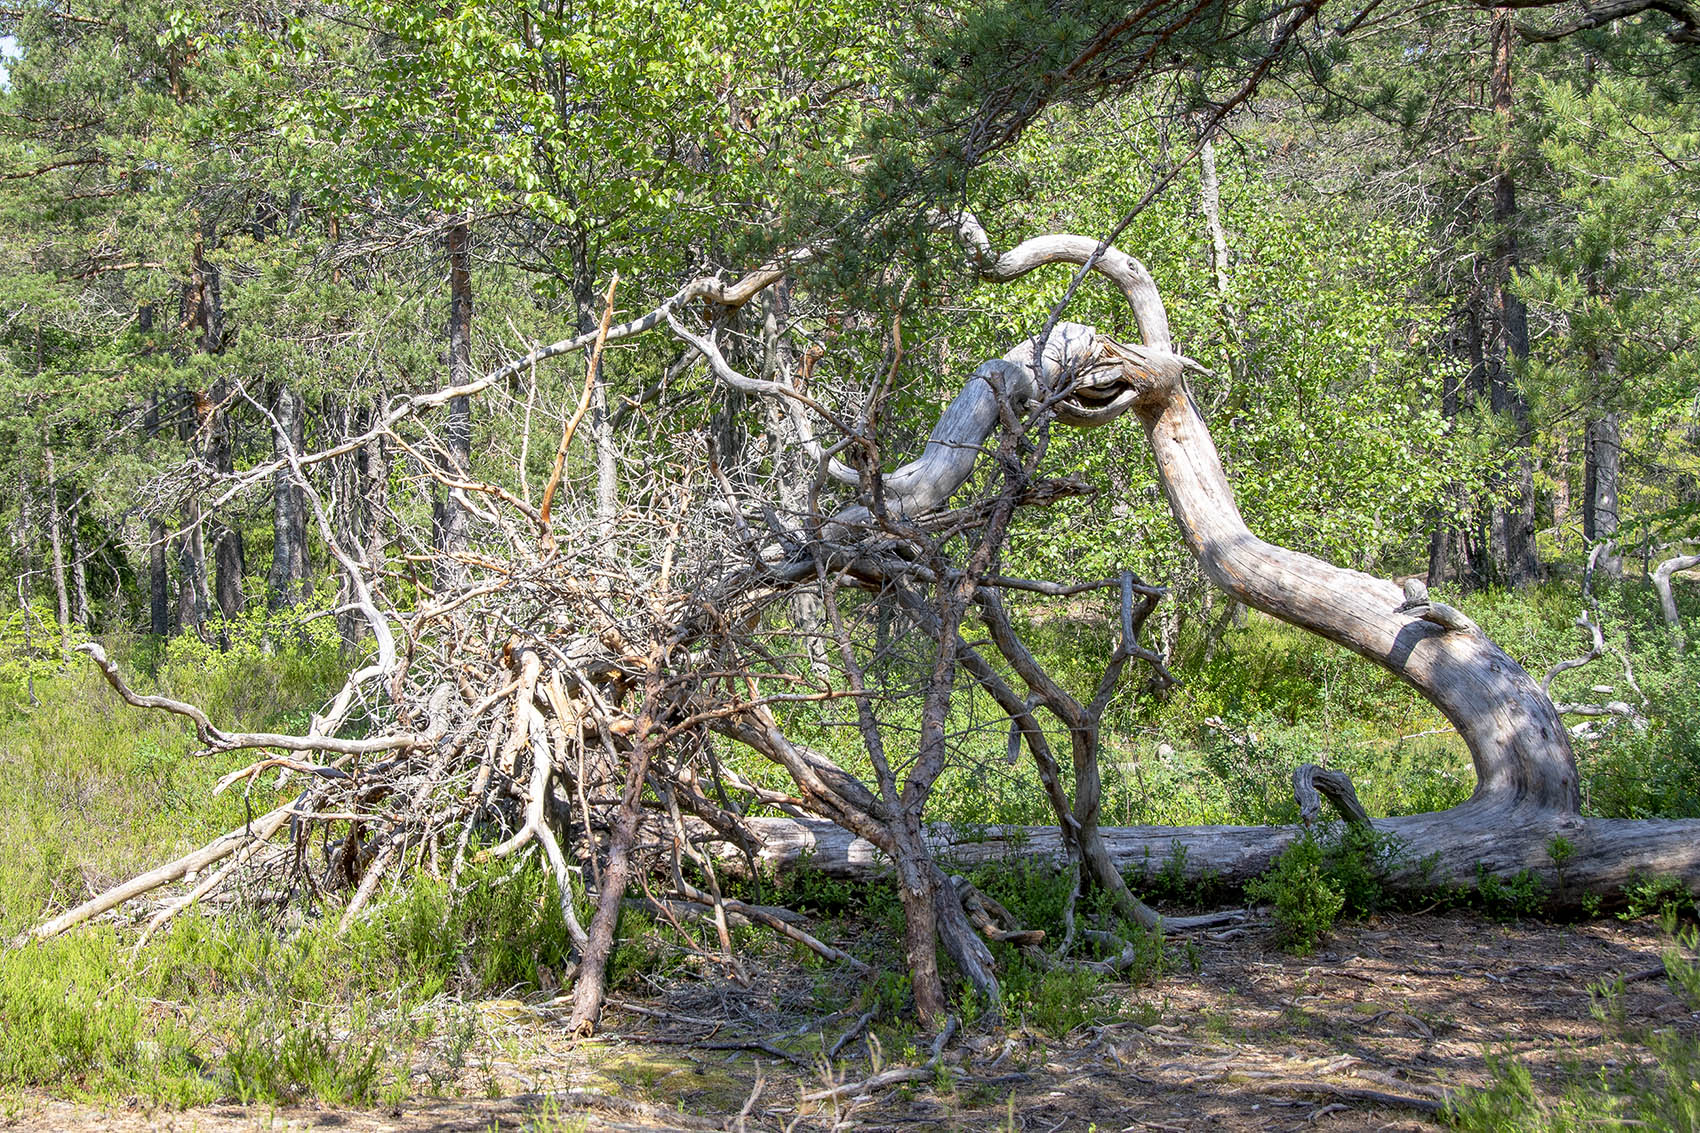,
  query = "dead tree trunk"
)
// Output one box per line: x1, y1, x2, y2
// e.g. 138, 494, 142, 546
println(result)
69, 491, 89, 628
